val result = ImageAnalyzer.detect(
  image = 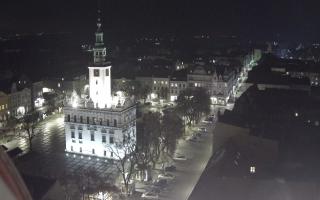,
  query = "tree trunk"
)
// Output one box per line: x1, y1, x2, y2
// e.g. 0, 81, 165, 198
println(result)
27, 129, 33, 151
